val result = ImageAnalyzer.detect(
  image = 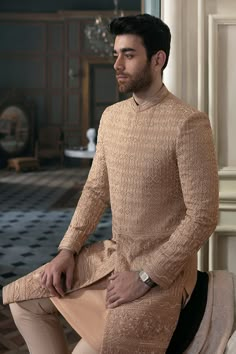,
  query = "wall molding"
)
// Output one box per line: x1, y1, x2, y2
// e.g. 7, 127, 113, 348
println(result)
196, 4, 236, 274
209, 229, 236, 270
197, 0, 205, 112
208, 14, 236, 173
219, 192, 236, 207
219, 168, 236, 179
